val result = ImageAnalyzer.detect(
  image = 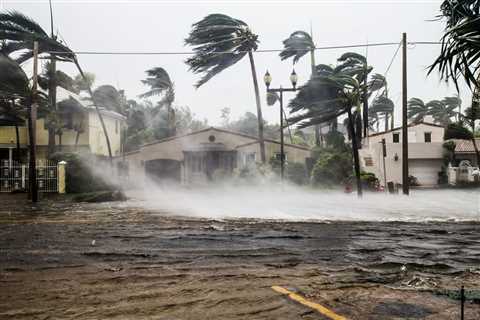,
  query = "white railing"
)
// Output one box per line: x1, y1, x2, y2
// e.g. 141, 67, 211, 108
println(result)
0, 159, 59, 193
